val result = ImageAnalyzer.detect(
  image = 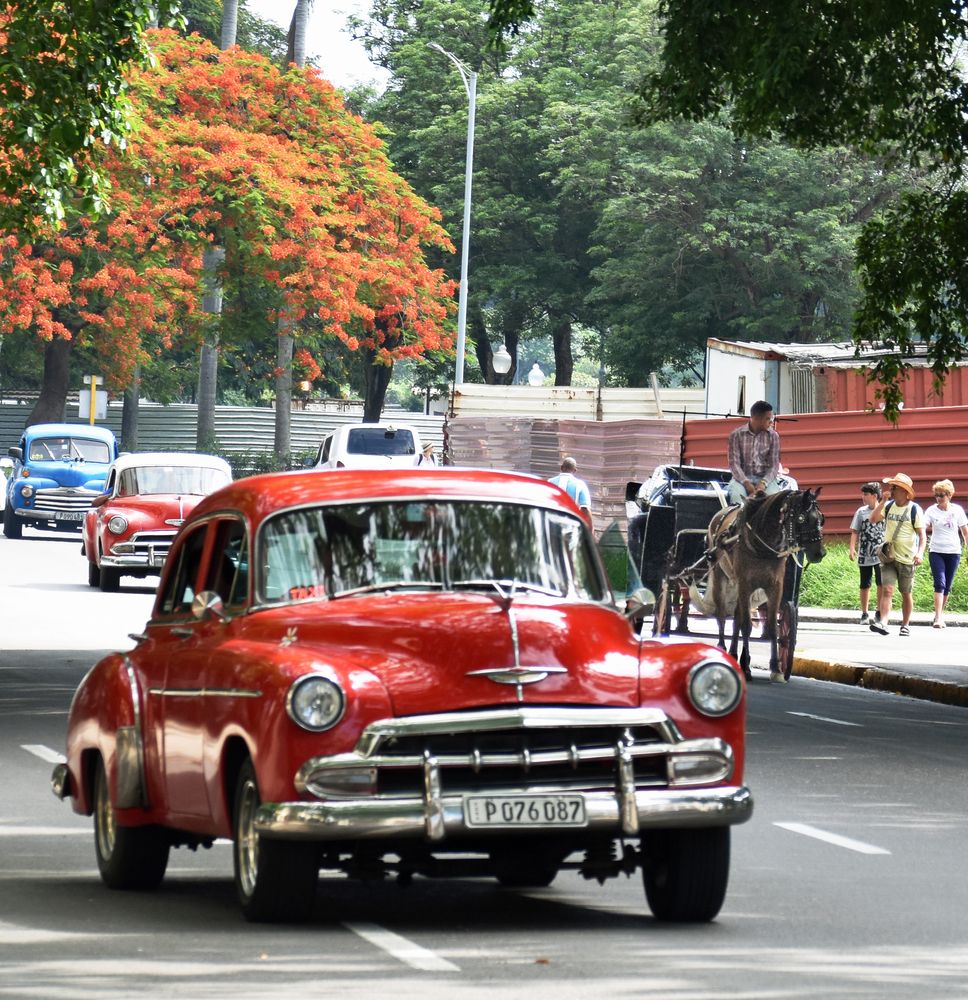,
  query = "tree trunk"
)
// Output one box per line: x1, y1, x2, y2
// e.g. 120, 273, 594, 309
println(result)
551, 314, 573, 386
197, 245, 225, 452
470, 305, 517, 384
362, 351, 393, 422
287, 1, 309, 66
121, 365, 140, 452
221, 0, 238, 49
26, 336, 73, 426
273, 317, 293, 466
